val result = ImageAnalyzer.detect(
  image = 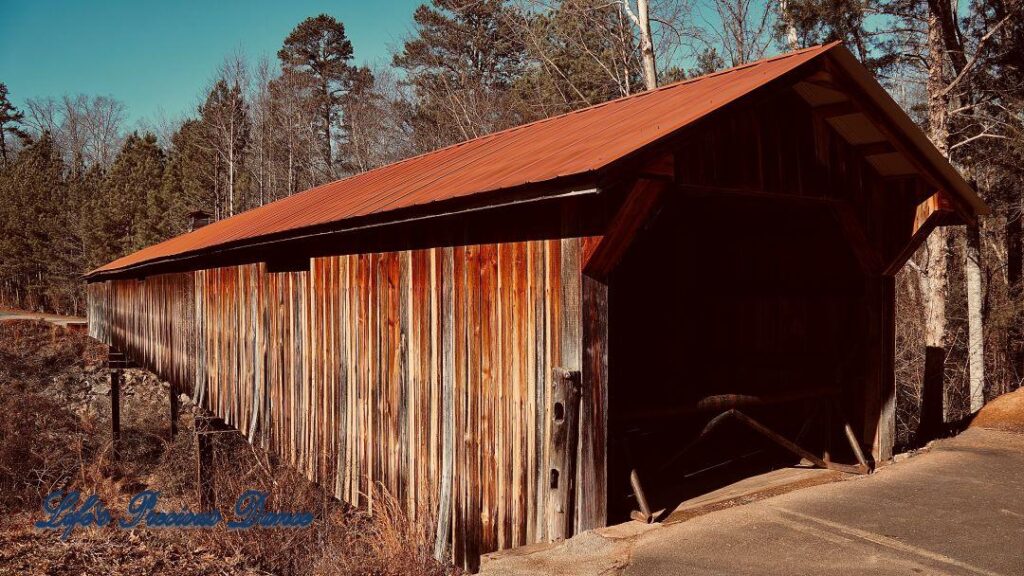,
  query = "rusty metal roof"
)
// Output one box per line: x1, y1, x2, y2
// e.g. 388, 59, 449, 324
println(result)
89, 42, 979, 278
